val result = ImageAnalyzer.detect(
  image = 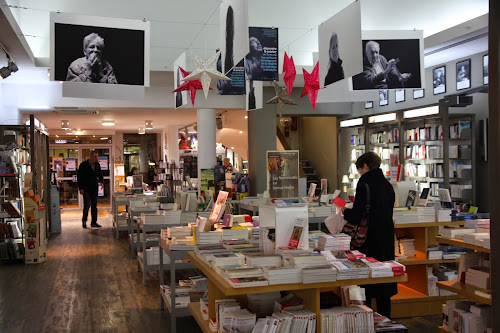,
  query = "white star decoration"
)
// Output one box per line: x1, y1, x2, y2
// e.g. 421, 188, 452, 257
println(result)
183, 51, 231, 99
